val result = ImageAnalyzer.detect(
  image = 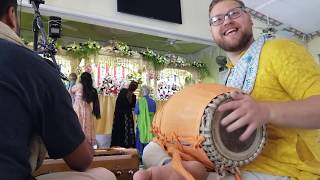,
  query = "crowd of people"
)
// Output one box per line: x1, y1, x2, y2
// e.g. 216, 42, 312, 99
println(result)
1, 0, 320, 180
